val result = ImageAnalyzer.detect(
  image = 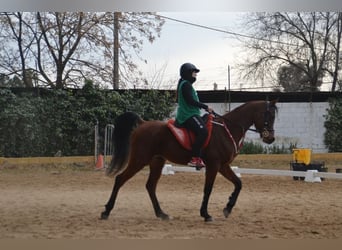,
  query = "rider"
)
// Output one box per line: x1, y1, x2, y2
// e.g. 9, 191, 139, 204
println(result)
176, 63, 213, 169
